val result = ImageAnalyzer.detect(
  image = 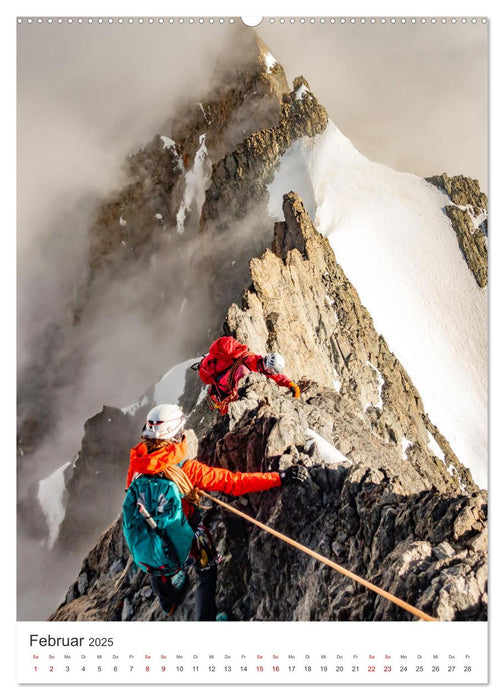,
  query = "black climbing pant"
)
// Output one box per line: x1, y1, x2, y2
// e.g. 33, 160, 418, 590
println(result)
149, 564, 218, 621
194, 564, 218, 621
